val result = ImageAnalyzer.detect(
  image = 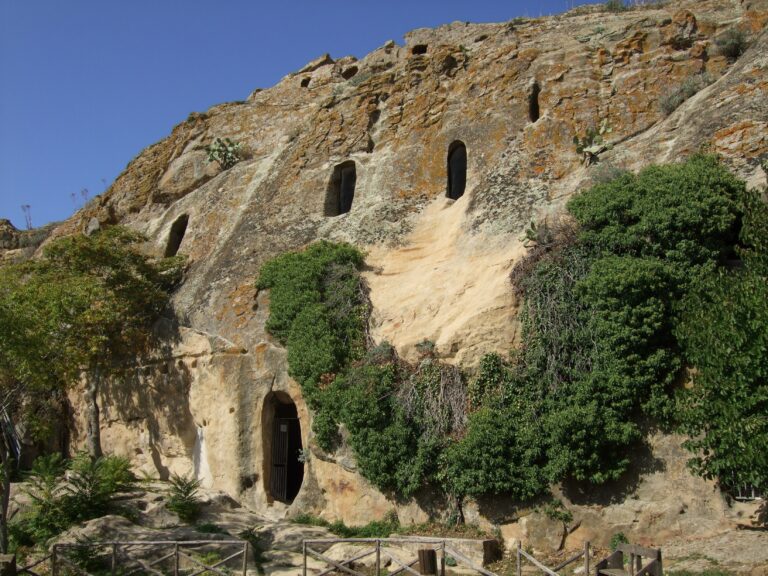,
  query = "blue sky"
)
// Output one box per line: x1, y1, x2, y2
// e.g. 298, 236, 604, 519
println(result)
0, 1, 592, 229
